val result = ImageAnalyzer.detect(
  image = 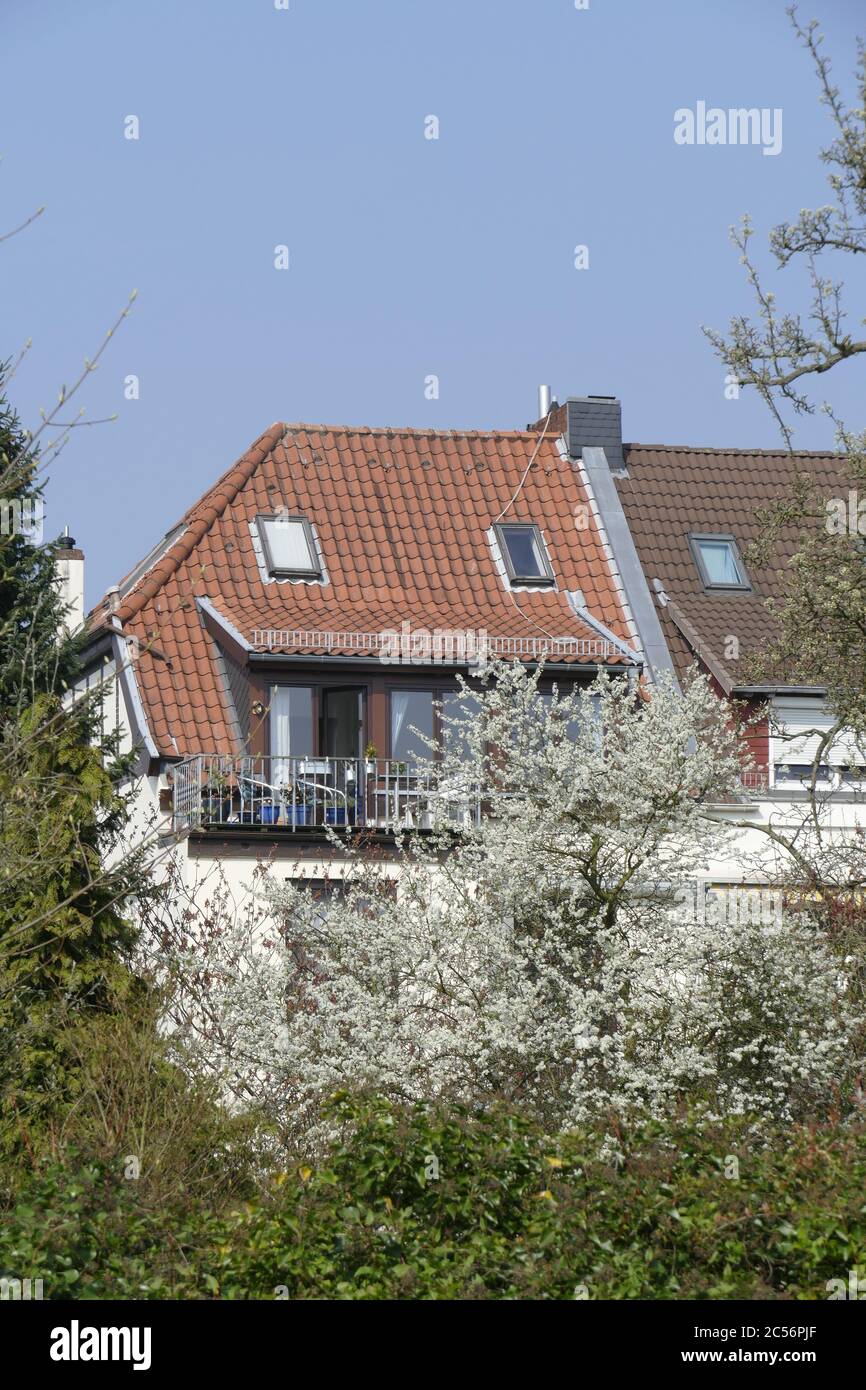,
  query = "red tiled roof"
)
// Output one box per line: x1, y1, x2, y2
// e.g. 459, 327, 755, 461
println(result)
615, 443, 849, 689
92, 423, 636, 757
